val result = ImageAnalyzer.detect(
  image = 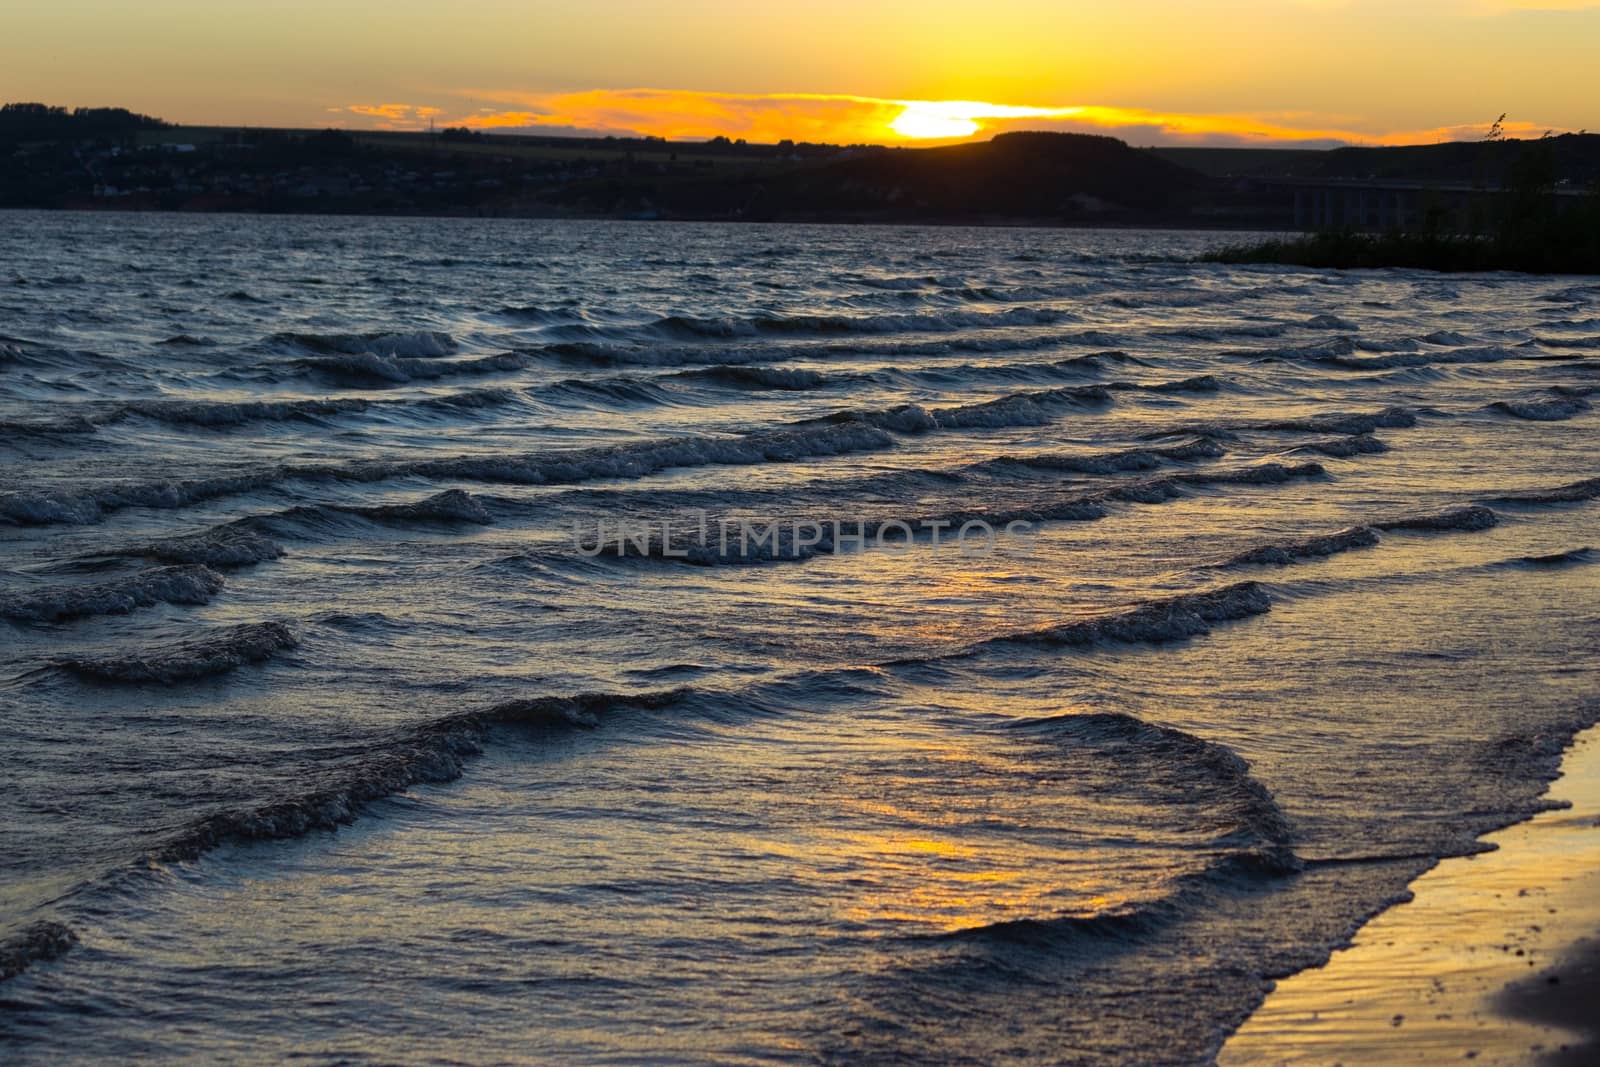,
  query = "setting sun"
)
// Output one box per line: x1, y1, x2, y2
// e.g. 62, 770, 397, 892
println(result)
890, 104, 980, 139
